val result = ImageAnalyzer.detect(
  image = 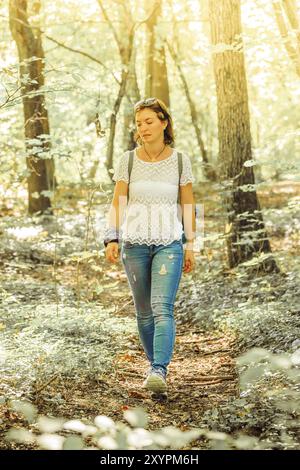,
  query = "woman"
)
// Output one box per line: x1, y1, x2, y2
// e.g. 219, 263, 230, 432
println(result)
104, 97, 196, 396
